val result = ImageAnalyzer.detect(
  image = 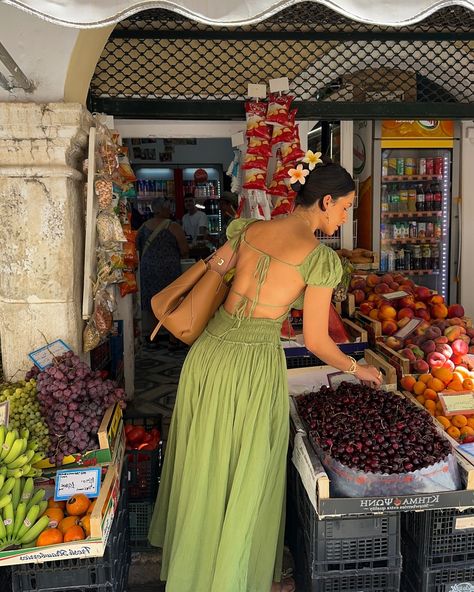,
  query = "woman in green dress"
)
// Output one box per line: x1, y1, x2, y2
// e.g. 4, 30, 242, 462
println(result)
149, 159, 382, 592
